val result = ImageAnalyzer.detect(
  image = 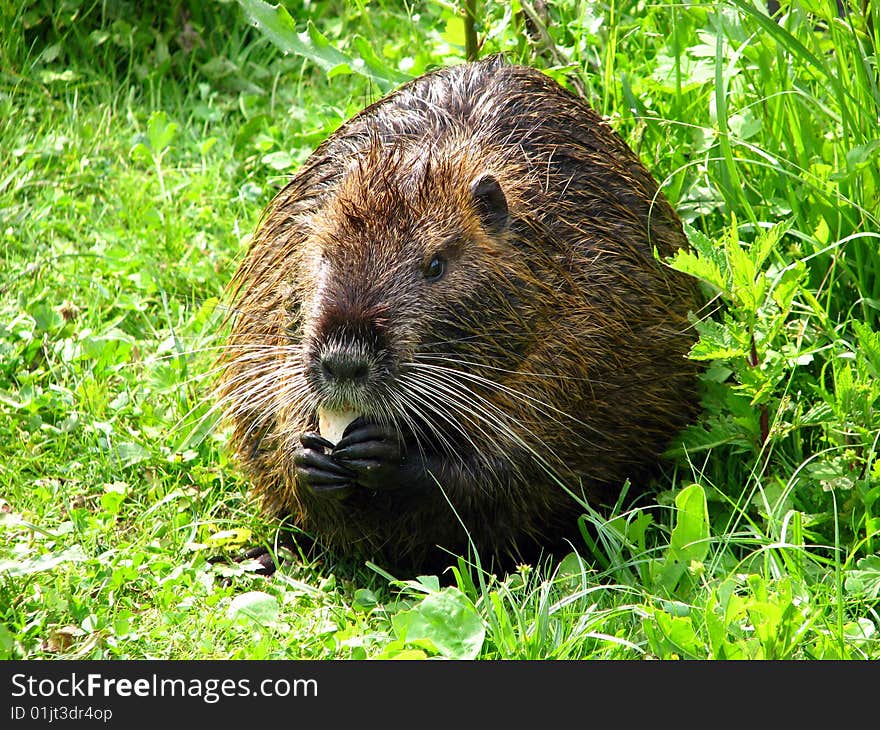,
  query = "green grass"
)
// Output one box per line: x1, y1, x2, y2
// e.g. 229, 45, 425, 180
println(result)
1, 0, 878, 660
